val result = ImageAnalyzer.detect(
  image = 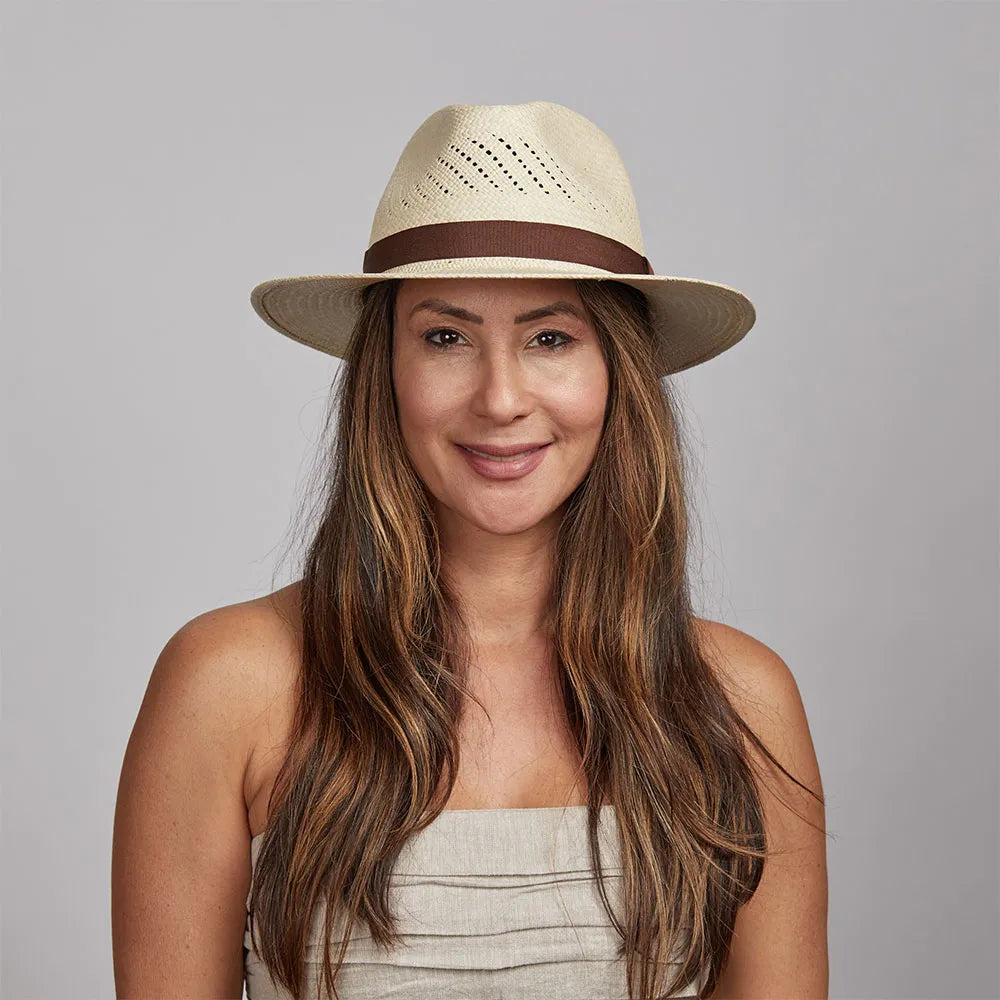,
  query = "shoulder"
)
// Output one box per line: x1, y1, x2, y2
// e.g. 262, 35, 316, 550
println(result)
692, 617, 829, 997
691, 616, 826, 879
148, 582, 304, 777
693, 617, 813, 766
693, 616, 793, 696
177, 580, 303, 668
159, 581, 302, 698
112, 585, 303, 994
